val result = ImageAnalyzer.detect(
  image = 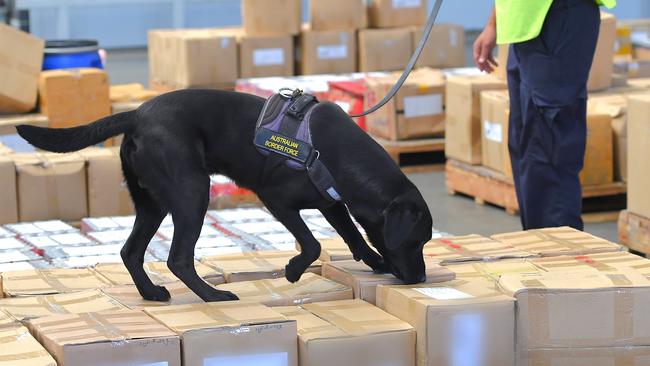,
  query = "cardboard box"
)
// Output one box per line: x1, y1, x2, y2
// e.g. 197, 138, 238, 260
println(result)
532, 251, 650, 275
321, 259, 455, 304
414, 23, 466, 69
376, 279, 516, 366
0, 24, 45, 114
242, 0, 301, 35
109, 83, 159, 103
0, 114, 48, 136
491, 227, 623, 257
581, 113, 614, 185
365, 68, 445, 140
275, 300, 415, 366
29, 310, 181, 366
216, 273, 353, 306
445, 75, 507, 164
95, 260, 223, 286
38, 68, 111, 128
239, 34, 294, 78
2, 268, 112, 297
588, 12, 617, 92
497, 270, 650, 349
148, 29, 239, 89
79, 147, 134, 217
0, 156, 17, 225
0, 325, 56, 366
101, 281, 204, 310
444, 259, 544, 285
480, 89, 511, 176
300, 28, 356, 75
358, 28, 413, 72
0, 289, 126, 321
311, 237, 355, 262
518, 346, 650, 366
200, 251, 321, 283
494, 44, 510, 81
145, 302, 298, 366
588, 94, 629, 182
423, 234, 534, 264
13, 152, 88, 222
628, 95, 650, 219
309, 0, 367, 31
0, 309, 19, 329
369, 0, 427, 28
